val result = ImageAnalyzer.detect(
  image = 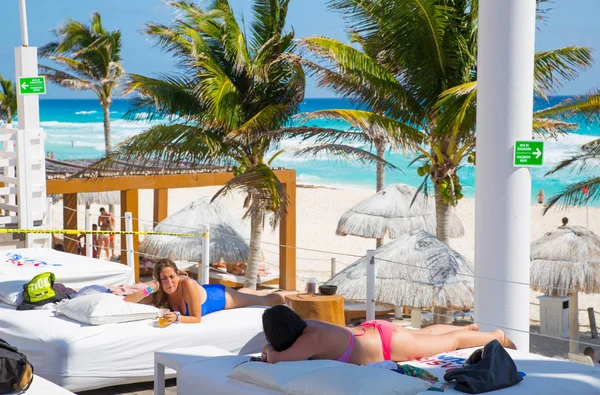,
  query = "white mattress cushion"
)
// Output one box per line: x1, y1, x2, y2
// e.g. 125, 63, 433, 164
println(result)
56, 293, 159, 325
228, 360, 432, 394
0, 280, 26, 306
